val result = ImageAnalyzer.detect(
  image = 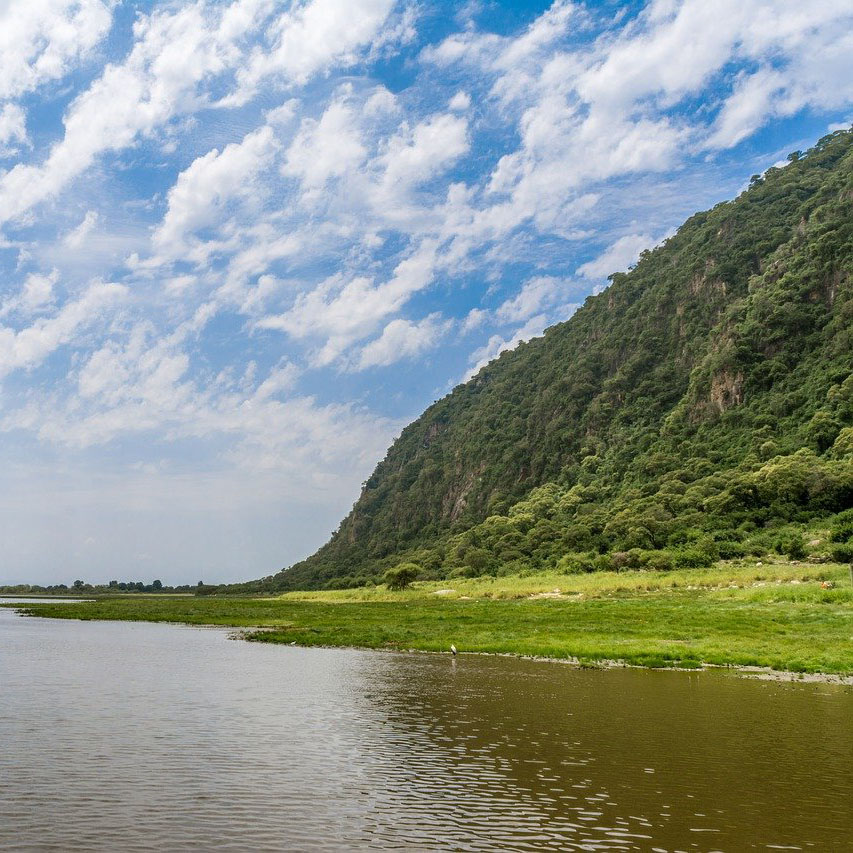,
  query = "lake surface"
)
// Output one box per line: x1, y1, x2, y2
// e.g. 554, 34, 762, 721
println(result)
1, 601, 851, 851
